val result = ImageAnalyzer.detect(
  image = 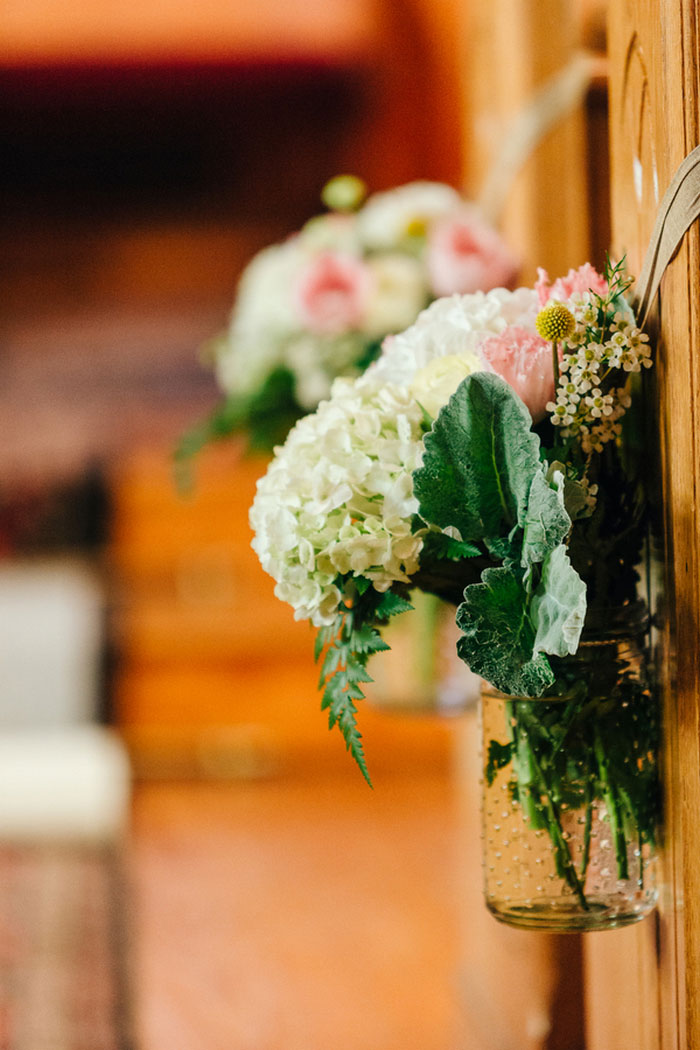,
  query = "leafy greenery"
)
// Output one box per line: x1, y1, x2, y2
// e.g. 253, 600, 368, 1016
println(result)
314, 583, 413, 786
175, 367, 301, 475
520, 469, 570, 573
456, 565, 556, 695
414, 371, 542, 541
416, 530, 482, 564
415, 371, 585, 696
485, 739, 513, 787
177, 336, 386, 475
486, 647, 660, 900
530, 544, 587, 657
566, 439, 647, 608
